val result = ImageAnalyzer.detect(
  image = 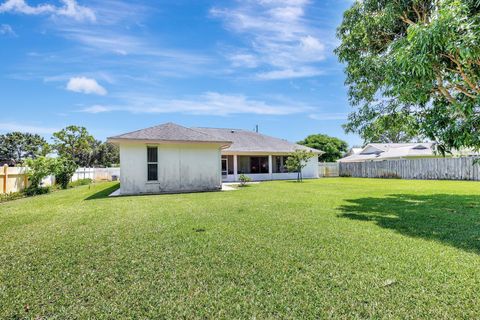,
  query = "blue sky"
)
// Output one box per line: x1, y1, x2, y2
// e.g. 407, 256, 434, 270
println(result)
0, 0, 361, 146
